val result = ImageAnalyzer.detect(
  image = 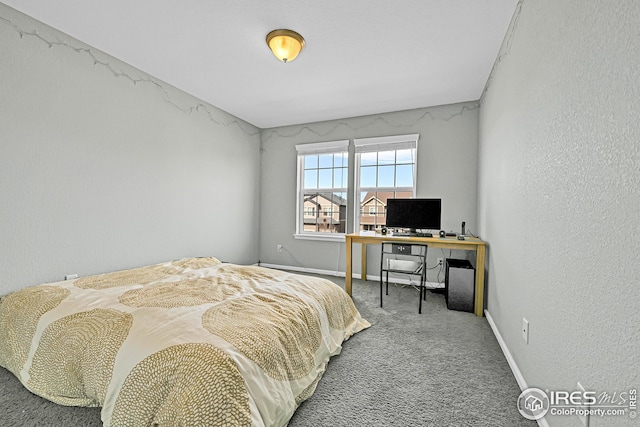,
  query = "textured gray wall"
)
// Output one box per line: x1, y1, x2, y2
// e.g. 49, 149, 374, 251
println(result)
259, 103, 479, 276
479, 1, 639, 426
0, 5, 261, 294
